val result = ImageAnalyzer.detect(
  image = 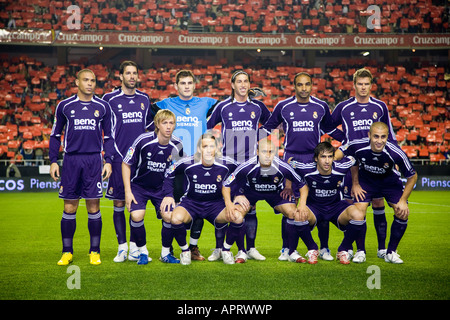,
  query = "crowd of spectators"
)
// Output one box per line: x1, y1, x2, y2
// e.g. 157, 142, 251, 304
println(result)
1, 0, 448, 34
0, 53, 448, 167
